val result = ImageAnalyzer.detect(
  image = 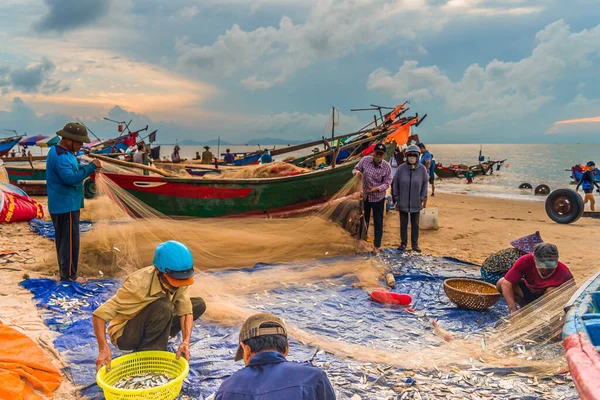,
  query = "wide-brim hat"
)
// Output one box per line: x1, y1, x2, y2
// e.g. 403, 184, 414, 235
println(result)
56, 122, 91, 143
